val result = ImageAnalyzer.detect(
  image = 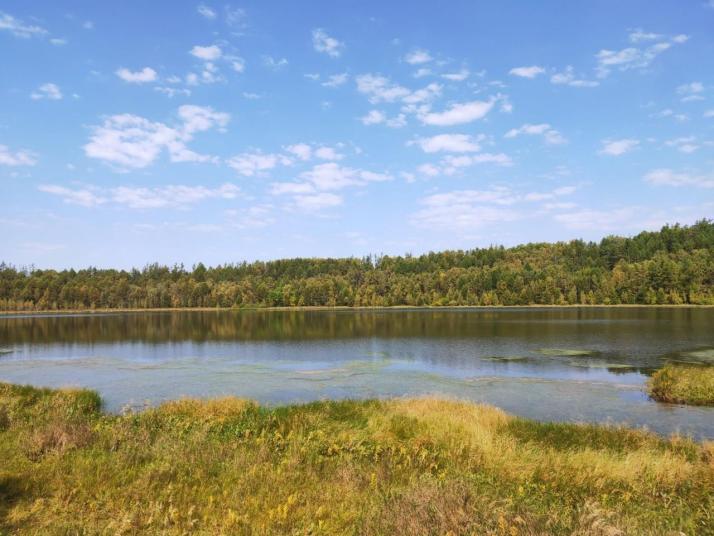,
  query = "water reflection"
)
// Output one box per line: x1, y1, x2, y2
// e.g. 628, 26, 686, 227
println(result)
1, 308, 713, 438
